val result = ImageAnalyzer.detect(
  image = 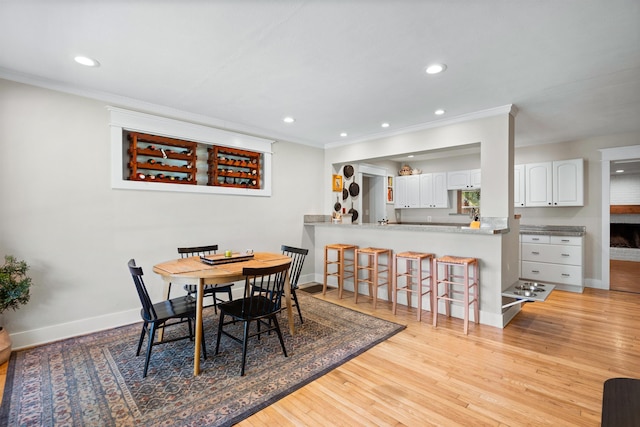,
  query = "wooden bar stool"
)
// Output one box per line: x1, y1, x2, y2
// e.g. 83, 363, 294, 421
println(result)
323, 244, 358, 299
392, 251, 435, 321
432, 255, 479, 334
354, 247, 392, 309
